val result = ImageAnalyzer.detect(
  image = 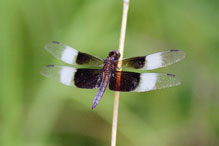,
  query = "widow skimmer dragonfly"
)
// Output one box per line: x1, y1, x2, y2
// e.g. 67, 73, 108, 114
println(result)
41, 41, 185, 109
